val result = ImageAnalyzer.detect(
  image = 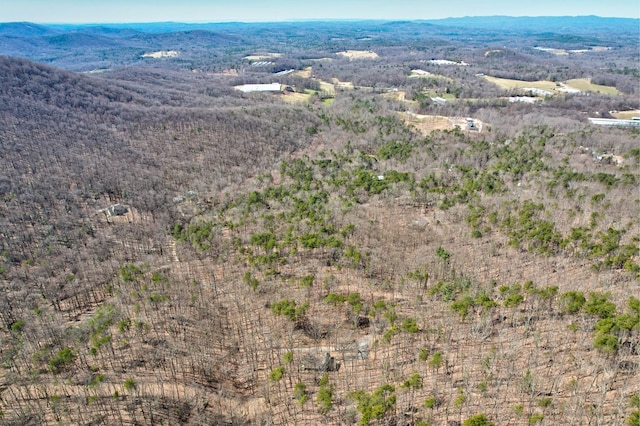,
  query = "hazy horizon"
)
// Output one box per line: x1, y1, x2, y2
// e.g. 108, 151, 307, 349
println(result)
3, 0, 639, 24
